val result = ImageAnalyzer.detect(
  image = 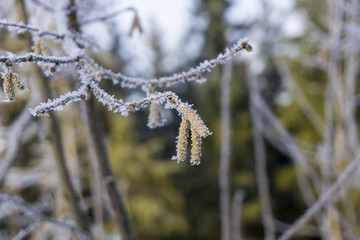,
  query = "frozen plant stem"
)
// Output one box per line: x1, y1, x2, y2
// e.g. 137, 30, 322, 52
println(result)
15, 0, 90, 232
219, 61, 232, 240
82, 96, 134, 240
231, 190, 245, 240
247, 70, 275, 240
0, 194, 93, 240
66, 1, 134, 239
0, 97, 37, 188
278, 153, 360, 240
